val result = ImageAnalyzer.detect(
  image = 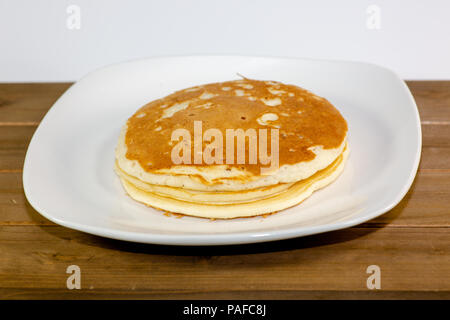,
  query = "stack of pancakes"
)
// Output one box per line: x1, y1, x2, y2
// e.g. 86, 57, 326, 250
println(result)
115, 79, 348, 219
